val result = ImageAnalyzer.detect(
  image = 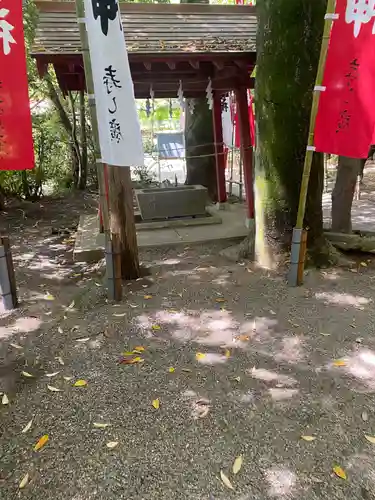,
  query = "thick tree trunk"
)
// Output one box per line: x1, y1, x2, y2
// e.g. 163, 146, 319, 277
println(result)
0, 188, 5, 211
184, 98, 217, 200
256, 0, 333, 265
79, 90, 88, 190
331, 156, 362, 233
